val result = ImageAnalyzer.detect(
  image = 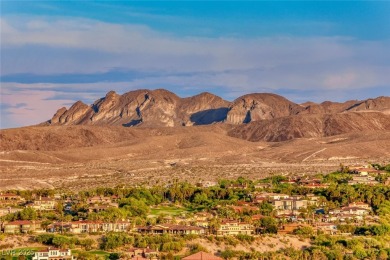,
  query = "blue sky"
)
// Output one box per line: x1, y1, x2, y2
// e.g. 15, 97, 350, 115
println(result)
1, 1, 390, 128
